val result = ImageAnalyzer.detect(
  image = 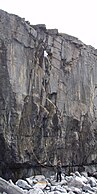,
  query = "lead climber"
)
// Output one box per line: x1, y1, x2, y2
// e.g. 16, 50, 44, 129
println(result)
56, 160, 62, 182
44, 50, 48, 58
